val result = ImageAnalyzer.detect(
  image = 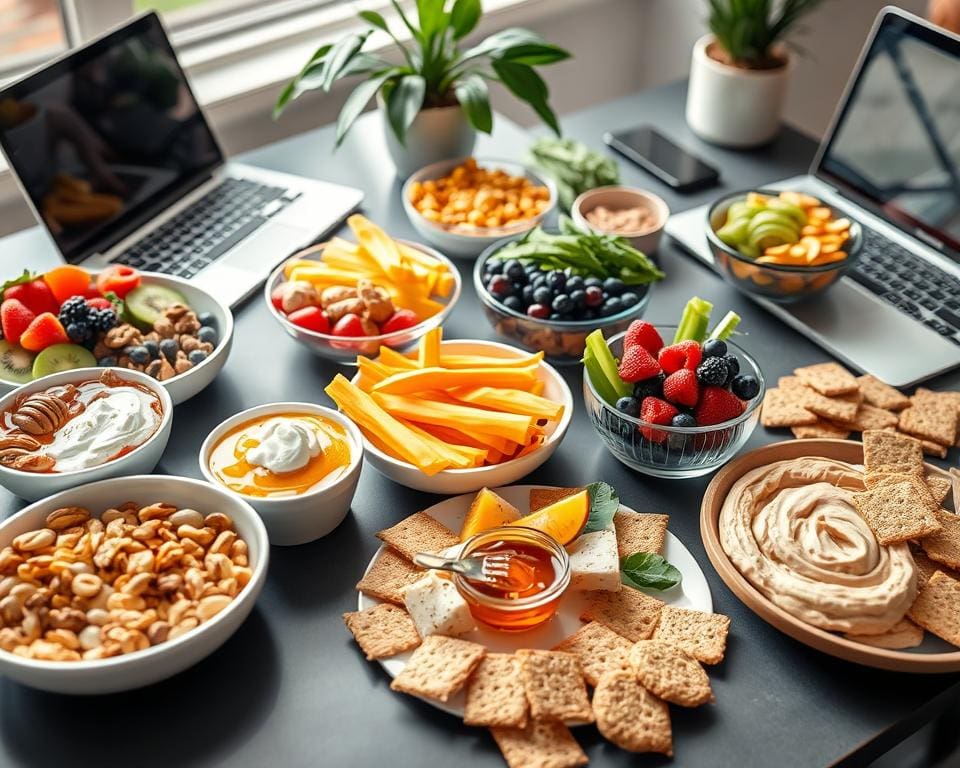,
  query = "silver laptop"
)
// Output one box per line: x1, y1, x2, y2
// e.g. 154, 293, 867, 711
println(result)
0, 12, 363, 308
666, 6, 960, 388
